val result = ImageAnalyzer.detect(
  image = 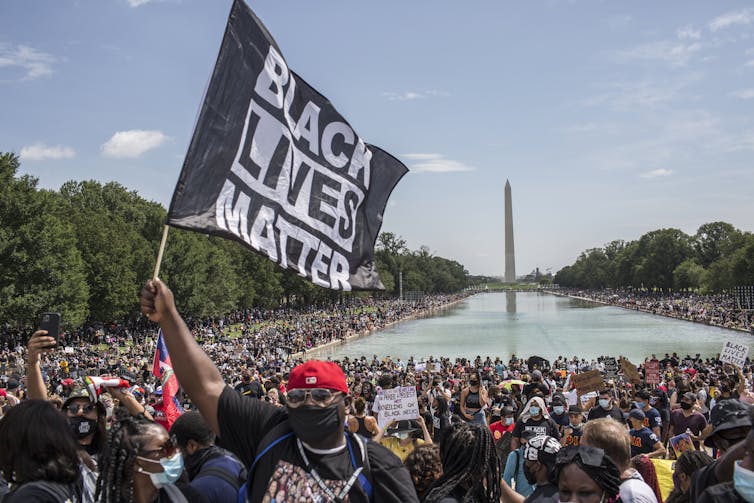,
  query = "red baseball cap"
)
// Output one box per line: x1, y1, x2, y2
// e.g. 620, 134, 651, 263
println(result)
287, 360, 348, 394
